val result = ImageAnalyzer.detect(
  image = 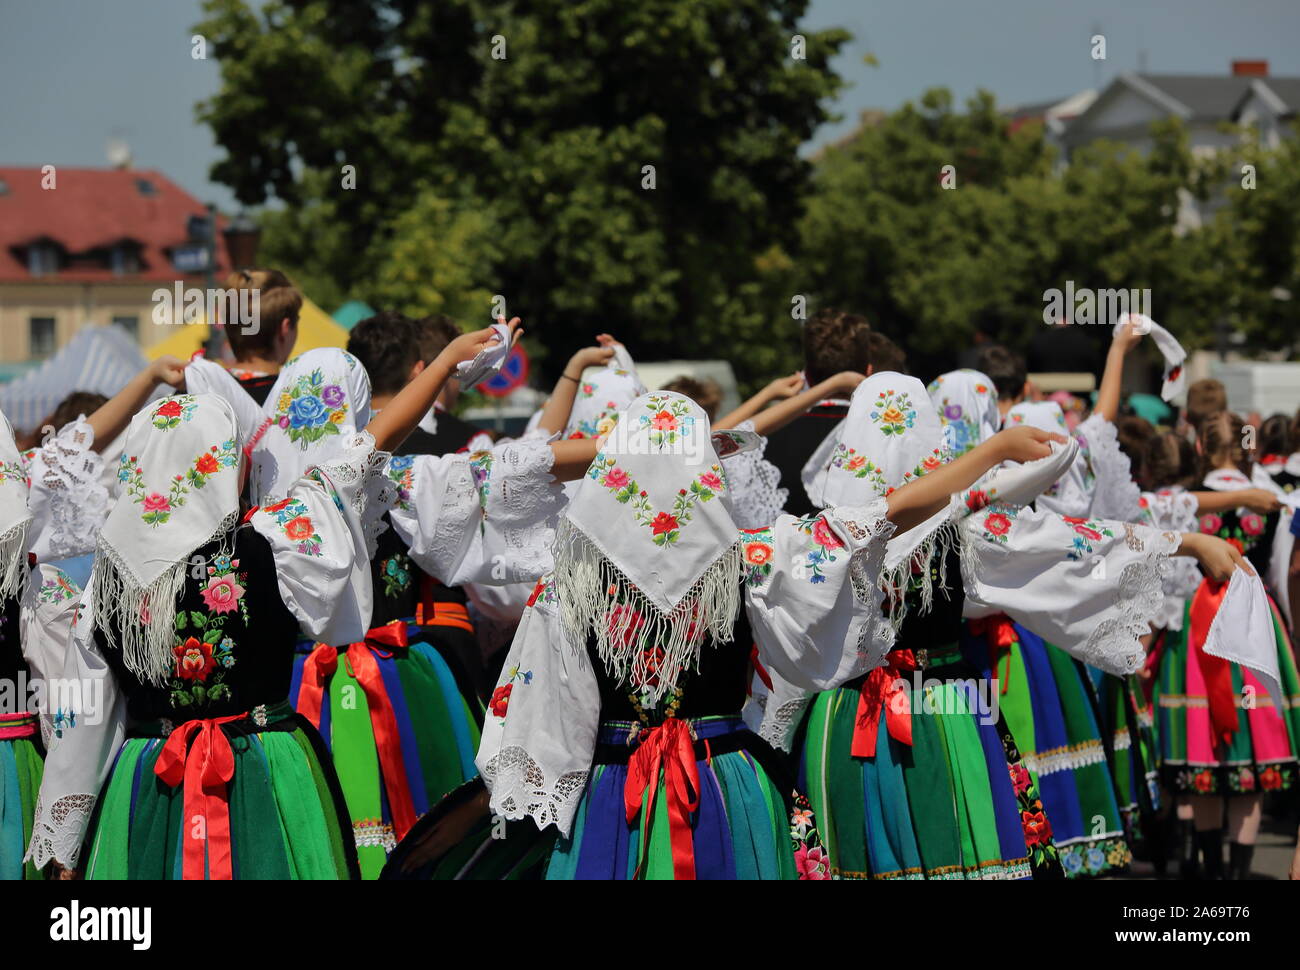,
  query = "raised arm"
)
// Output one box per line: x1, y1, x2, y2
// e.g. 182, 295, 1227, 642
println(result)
885, 426, 1067, 533
714, 372, 804, 430
535, 340, 617, 435
1095, 317, 1145, 423
1192, 488, 1282, 516
367, 319, 521, 453
746, 372, 864, 437
84, 356, 187, 449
